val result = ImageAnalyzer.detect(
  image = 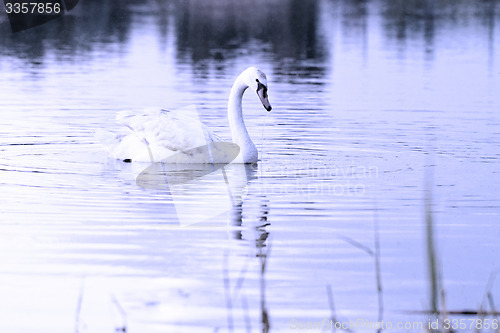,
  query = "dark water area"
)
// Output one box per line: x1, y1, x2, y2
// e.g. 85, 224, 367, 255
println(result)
0, 1, 499, 332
